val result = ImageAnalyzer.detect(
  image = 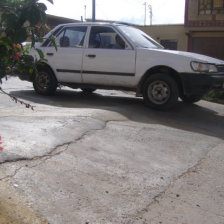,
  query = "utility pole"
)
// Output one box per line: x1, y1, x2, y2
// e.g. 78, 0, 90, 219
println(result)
143, 2, 147, 26
148, 4, 152, 25
92, 0, 96, 22
84, 5, 86, 21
